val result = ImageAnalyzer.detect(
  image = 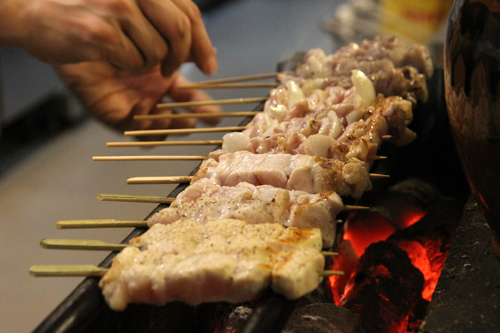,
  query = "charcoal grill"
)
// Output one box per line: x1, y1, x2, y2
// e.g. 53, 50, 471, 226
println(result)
32, 54, 499, 333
